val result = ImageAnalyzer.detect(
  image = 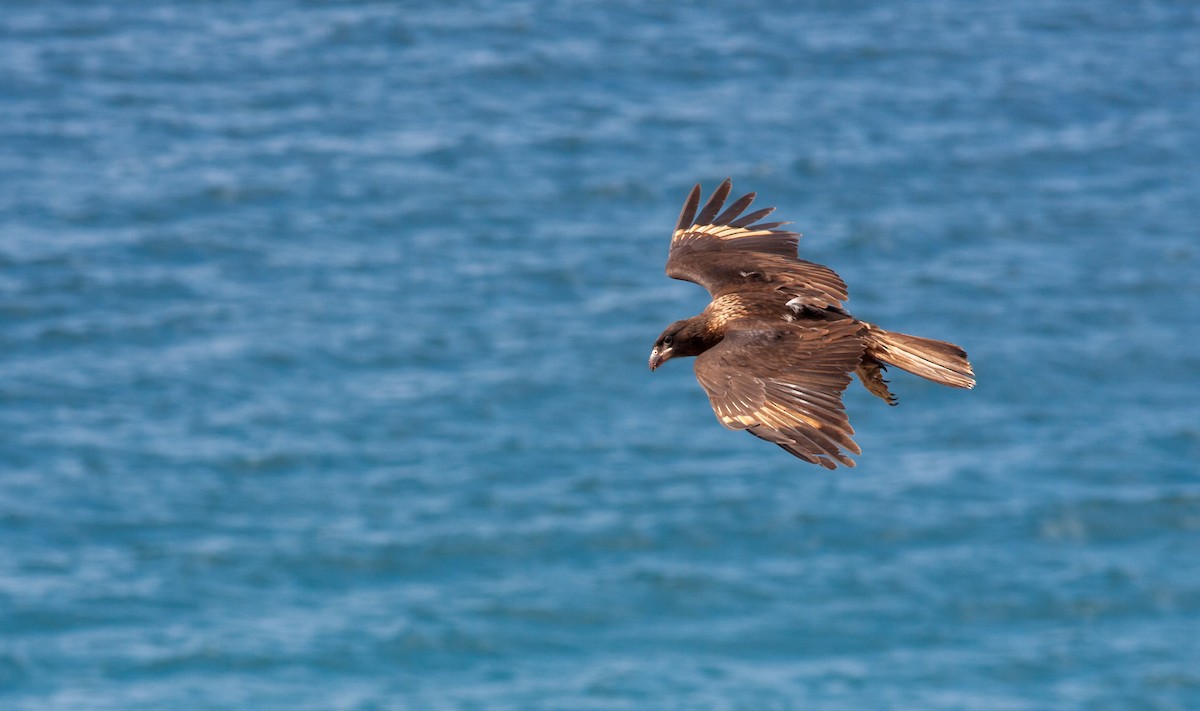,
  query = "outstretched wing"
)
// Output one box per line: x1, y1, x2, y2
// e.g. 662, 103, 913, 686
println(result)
666, 179, 848, 309
693, 318, 866, 469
